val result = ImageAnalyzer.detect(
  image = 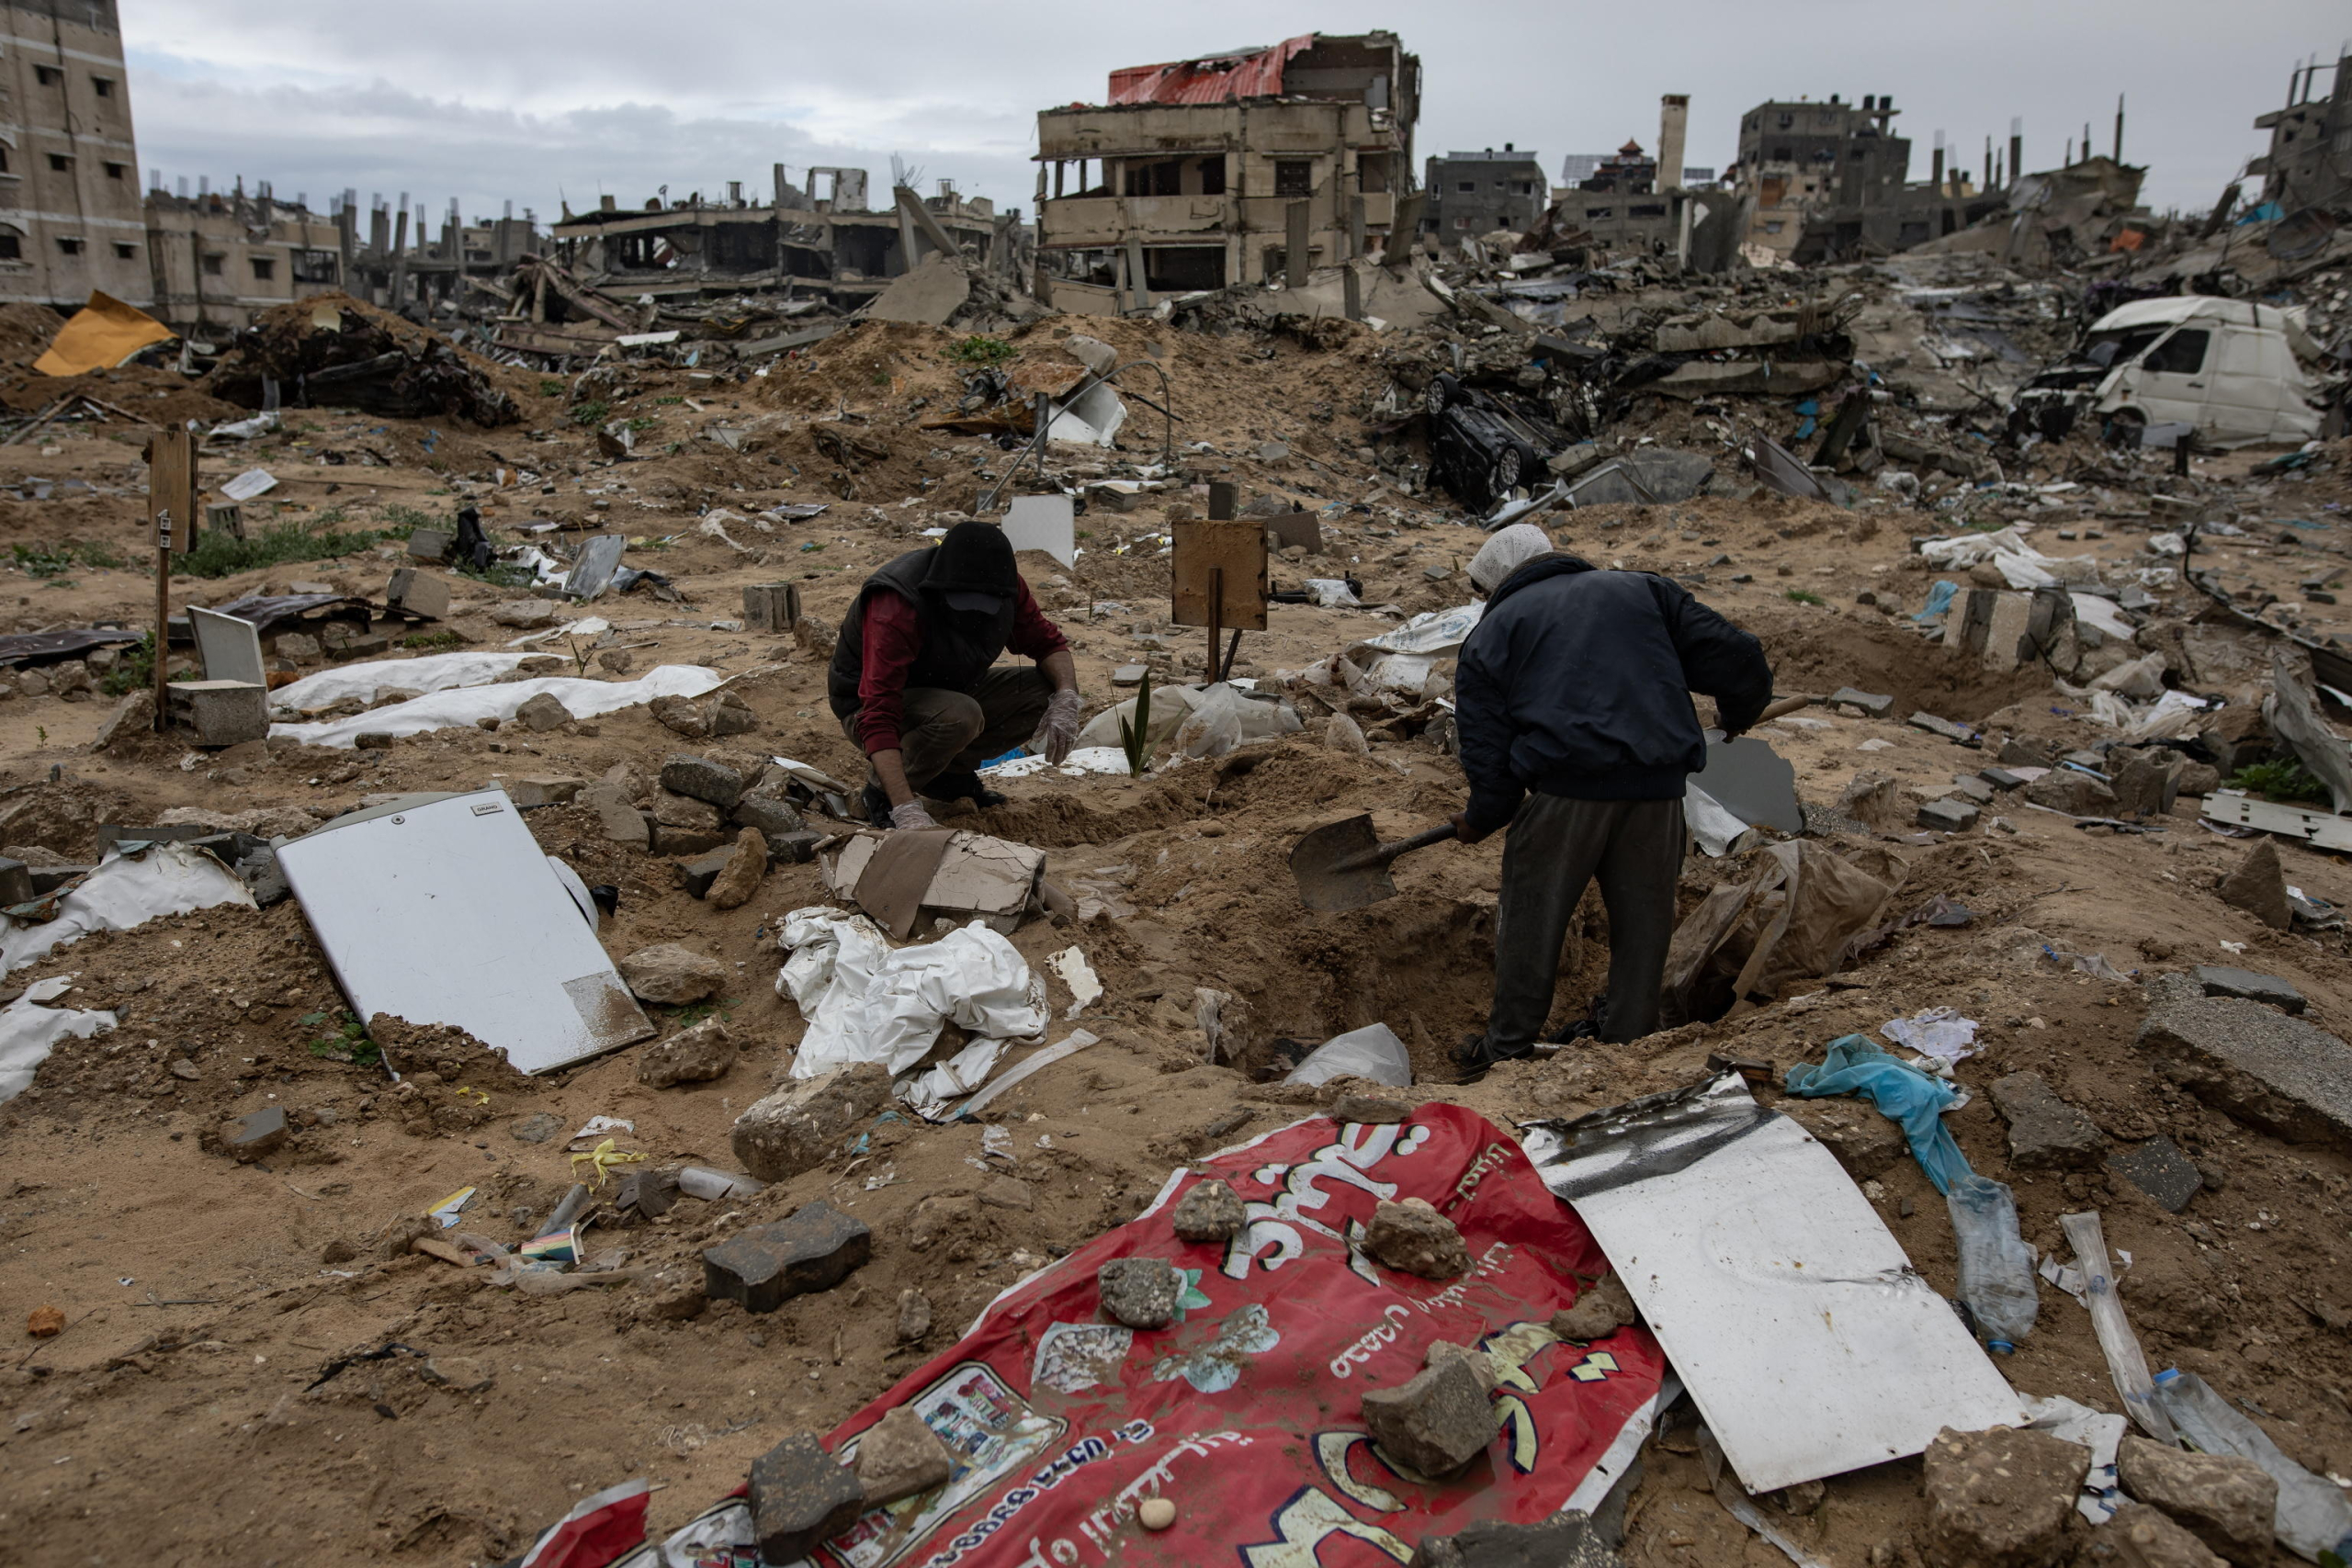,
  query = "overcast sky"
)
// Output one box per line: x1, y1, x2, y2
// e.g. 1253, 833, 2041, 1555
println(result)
119, 1, 2348, 227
